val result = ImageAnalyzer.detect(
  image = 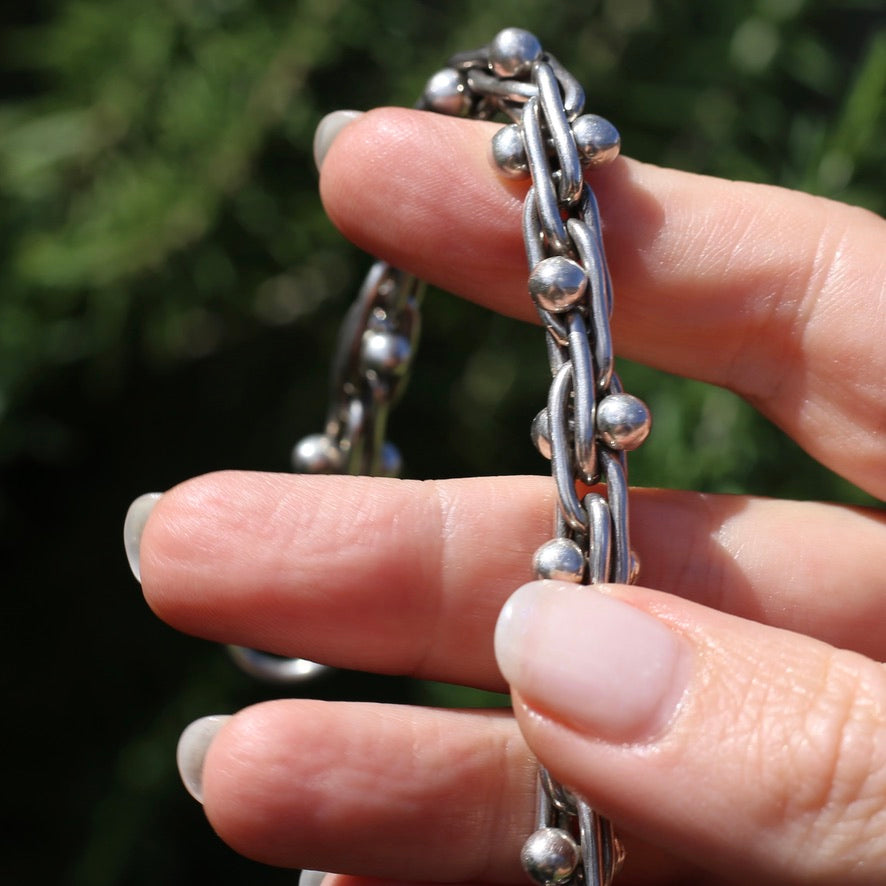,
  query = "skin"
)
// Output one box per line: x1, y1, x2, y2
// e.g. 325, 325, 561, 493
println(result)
139, 108, 886, 885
